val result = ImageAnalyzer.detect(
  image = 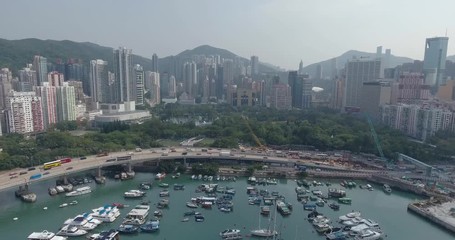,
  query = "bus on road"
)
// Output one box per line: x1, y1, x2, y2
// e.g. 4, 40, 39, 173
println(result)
43, 160, 62, 170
